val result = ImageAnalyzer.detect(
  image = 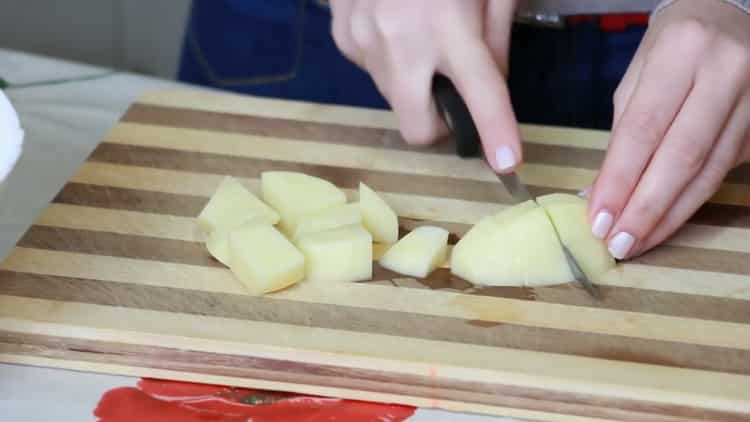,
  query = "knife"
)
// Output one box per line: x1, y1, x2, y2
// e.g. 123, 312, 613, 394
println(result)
431, 74, 602, 300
